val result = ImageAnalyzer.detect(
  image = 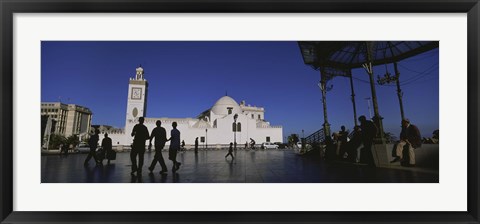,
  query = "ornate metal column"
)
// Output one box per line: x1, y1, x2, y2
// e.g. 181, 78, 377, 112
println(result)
319, 68, 331, 139
348, 69, 358, 127
386, 42, 406, 121
363, 42, 385, 143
